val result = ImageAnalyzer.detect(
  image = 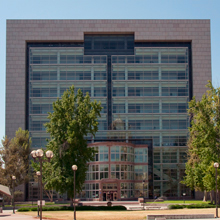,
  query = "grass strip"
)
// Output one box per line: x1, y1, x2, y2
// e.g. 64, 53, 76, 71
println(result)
17, 205, 127, 212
